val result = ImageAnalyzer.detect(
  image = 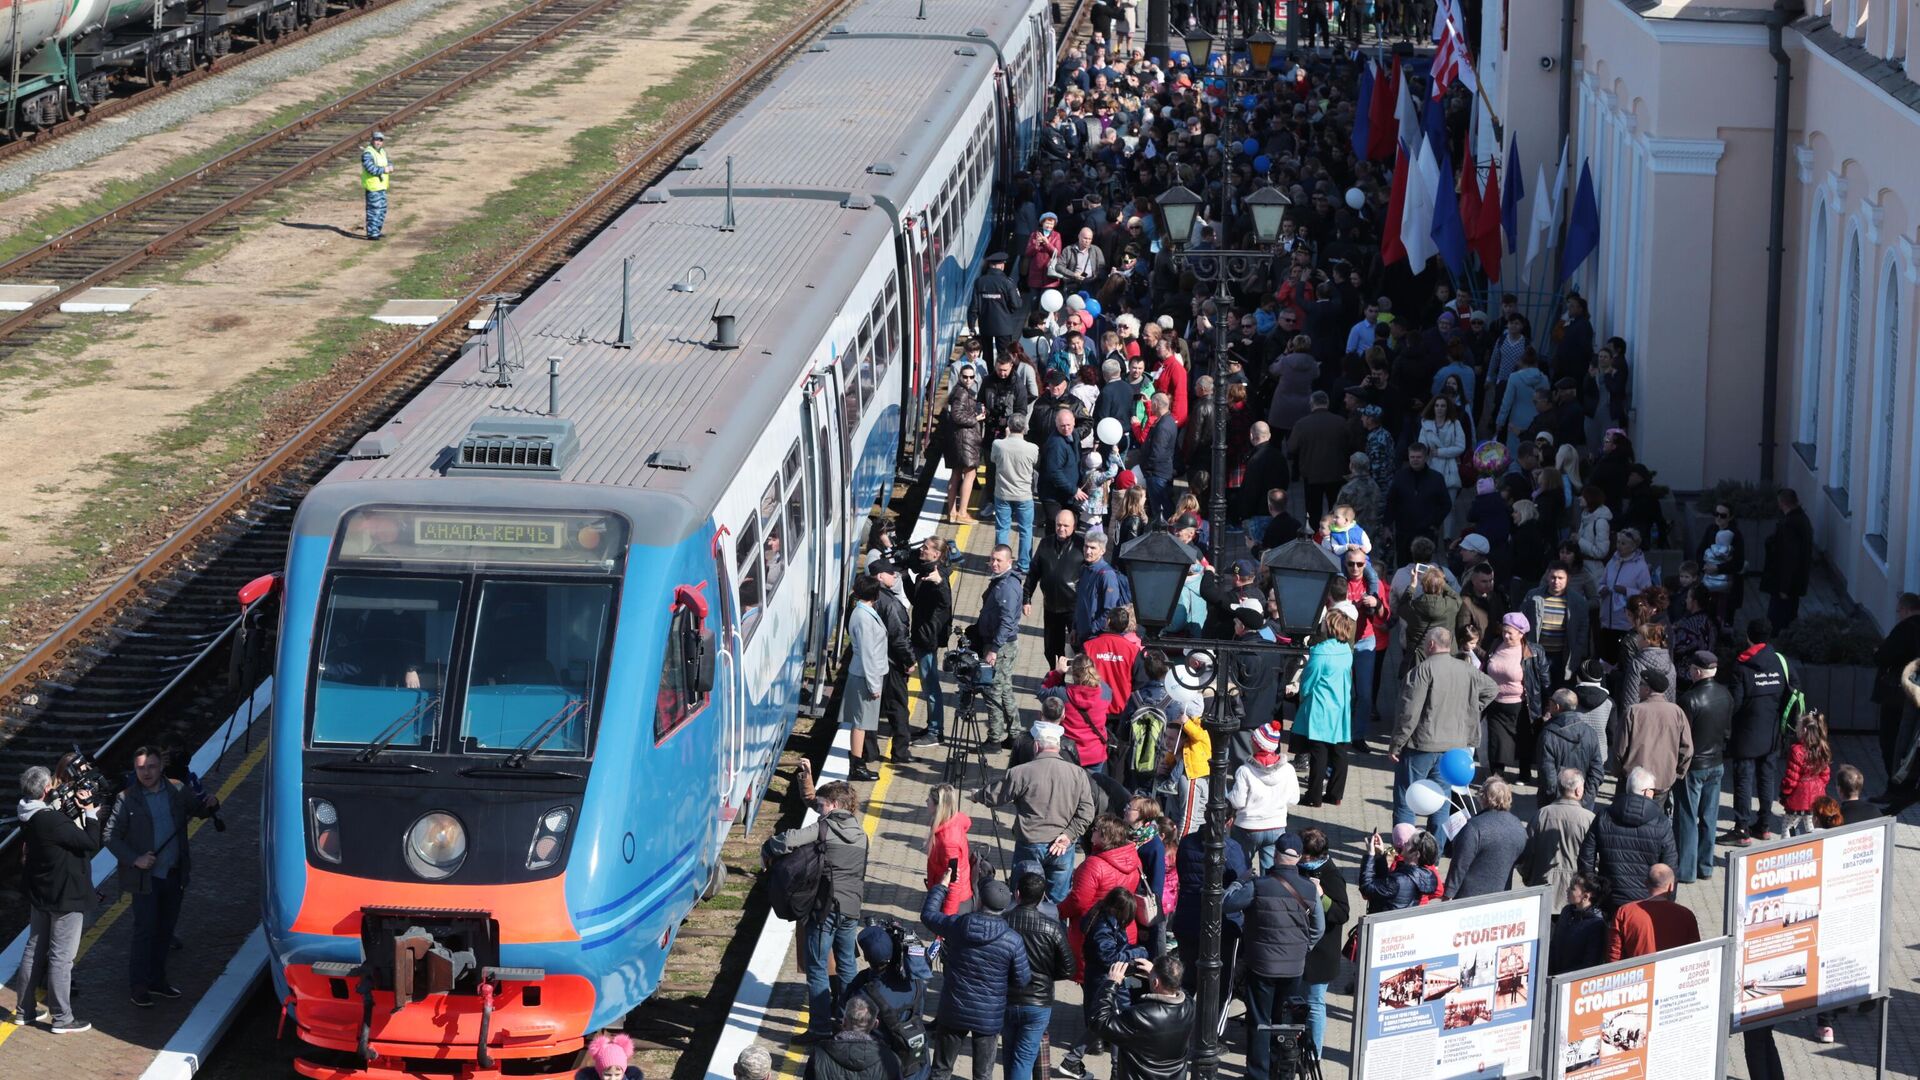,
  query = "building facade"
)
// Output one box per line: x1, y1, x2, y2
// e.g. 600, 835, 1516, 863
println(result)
1491, 0, 1920, 627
